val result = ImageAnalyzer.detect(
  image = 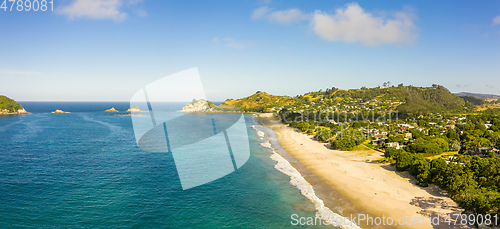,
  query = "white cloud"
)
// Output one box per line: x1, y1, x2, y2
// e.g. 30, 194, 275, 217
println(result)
57, 0, 145, 22
311, 3, 417, 46
252, 6, 307, 24
251, 3, 419, 47
252, 6, 270, 19
269, 8, 308, 24
493, 16, 500, 25
213, 37, 246, 50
